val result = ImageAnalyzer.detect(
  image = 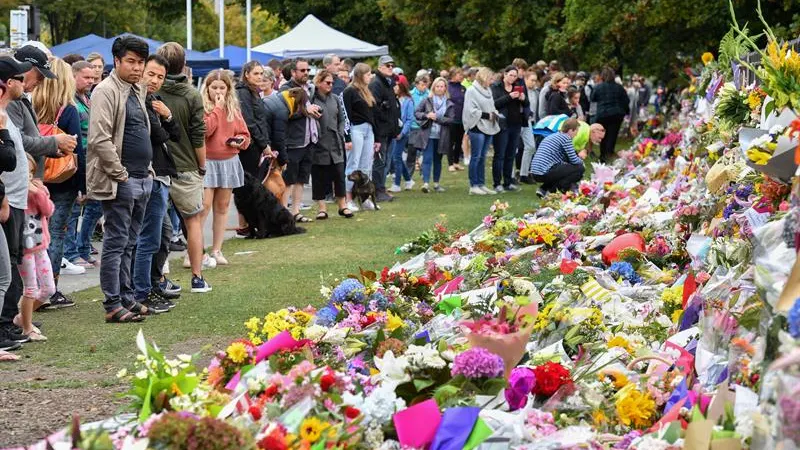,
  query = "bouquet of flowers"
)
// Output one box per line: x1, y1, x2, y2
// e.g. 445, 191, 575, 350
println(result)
517, 221, 563, 248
